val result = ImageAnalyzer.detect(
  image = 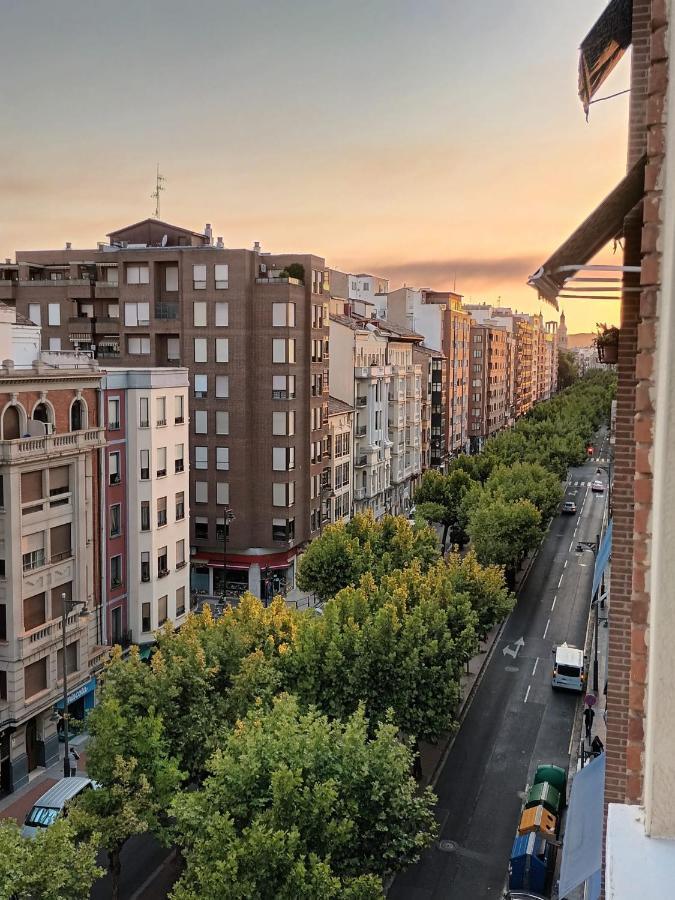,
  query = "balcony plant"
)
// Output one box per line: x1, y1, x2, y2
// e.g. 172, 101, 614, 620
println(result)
594, 323, 619, 364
